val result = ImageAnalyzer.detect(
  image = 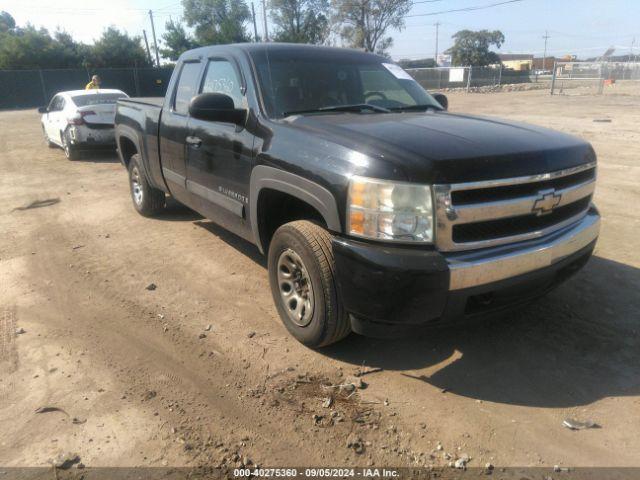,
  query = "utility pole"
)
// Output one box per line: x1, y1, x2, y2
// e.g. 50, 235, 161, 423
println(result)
434, 21, 441, 66
542, 30, 550, 70
630, 37, 636, 62
251, 3, 259, 42
142, 30, 153, 65
148, 10, 161, 67
262, 0, 269, 42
